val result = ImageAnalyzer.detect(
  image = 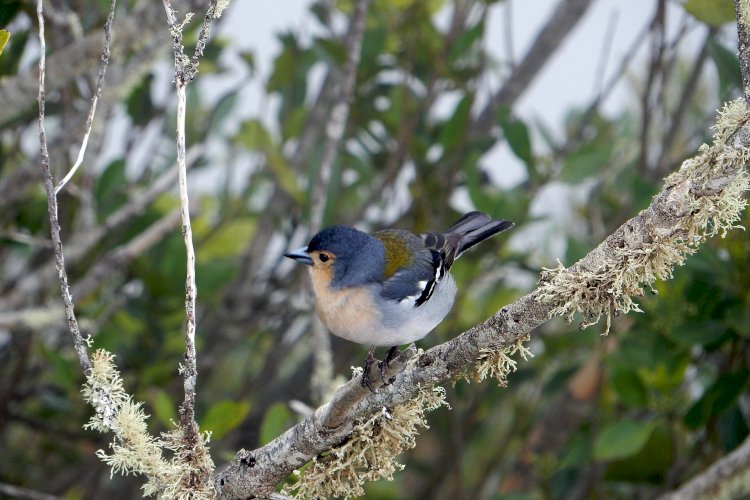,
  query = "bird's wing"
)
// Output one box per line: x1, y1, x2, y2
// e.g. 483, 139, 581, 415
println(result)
372, 229, 442, 307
